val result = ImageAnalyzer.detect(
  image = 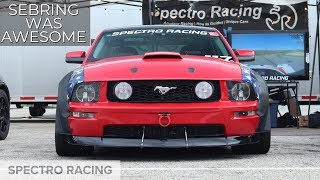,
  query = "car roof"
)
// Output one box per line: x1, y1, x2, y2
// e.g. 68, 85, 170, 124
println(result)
102, 25, 219, 33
